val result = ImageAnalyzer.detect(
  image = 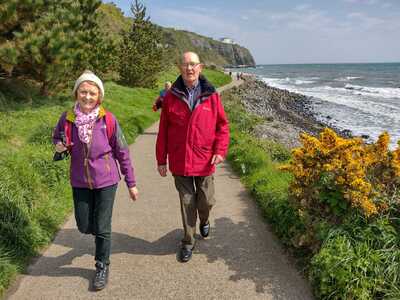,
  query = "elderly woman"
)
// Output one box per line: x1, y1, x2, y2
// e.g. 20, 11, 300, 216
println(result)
53, 70, 138, 291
